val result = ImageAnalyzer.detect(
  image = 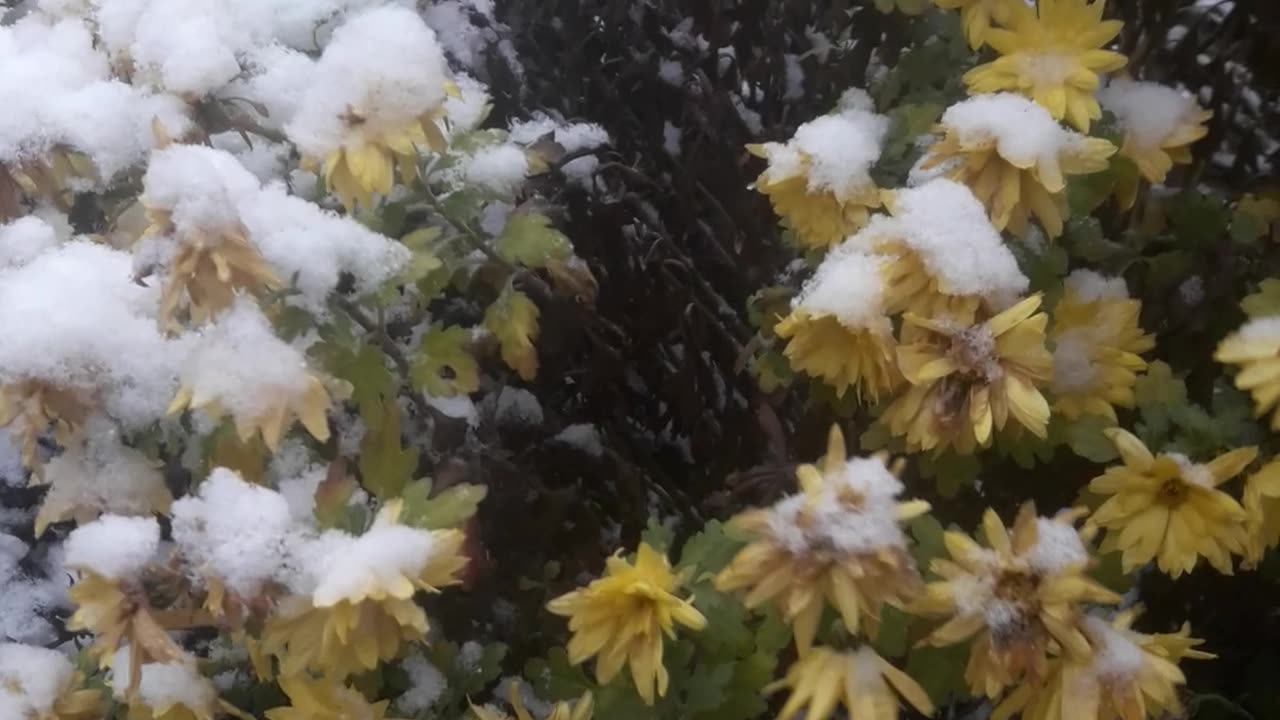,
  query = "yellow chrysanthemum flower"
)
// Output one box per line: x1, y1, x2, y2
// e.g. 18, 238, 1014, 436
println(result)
9, 148, 98, 211
168, 373, 332, 453
748, 107, 888, 250
934, 0, 1024, 49
1215, 317, 1280, 431
1098, 78, 1212, 203
67, 572, 187, 669
850, 183, 1028, 321
1049, 270, 1154, 422
315, 112, 448, 211
1088, 428, 1255, 576
35, 439, 174, 537
884, 295, 1053, 454
993, 610, 1211, 720
0, 644, 105, 720
263, 508, 468, 679
546, 541, 705, 705
774, 249, 900, 400
874, 0, 930, 13
0, 379, 93, 469
165, 299, 340, 453
1243, 459, 1280, 566
143, 209, 281, 333
716, 426, 929, 654
121, 668, 217, 720
963, 0, 1127, 131
919, 94, 1116, 238
470, 684, 593, 720
265, 677, 394, 720
768, 646, 934, 720
912, 504, 1120, 699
